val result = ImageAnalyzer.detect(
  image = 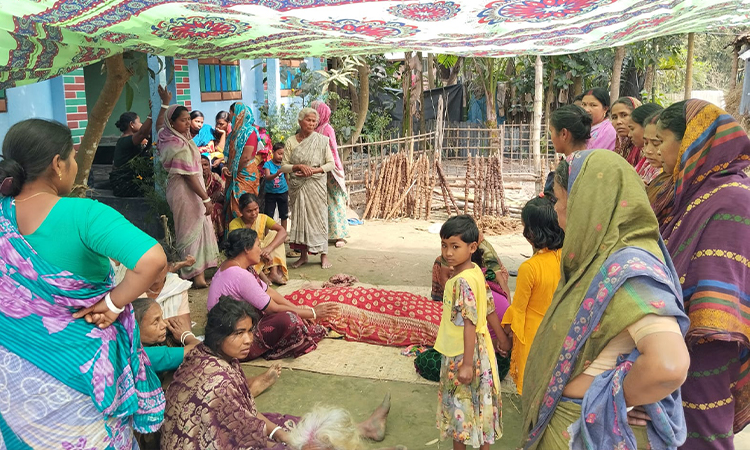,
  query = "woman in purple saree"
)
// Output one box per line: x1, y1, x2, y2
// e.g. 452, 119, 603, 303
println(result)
0, 119, 167, 448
